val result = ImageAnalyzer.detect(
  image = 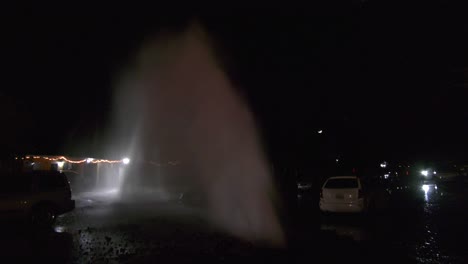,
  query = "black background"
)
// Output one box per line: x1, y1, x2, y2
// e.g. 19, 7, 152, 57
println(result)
2, 2, 467, 167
